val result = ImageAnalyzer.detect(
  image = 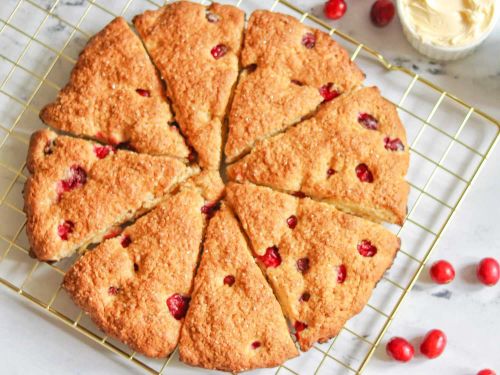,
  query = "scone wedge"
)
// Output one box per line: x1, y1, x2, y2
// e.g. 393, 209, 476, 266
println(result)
40, 17, 188, 158
63, 188, 209, 358
227, 182, 400, 351
228, 87, 409, 225
225, 10, 365, 162
134, 2, 245, 169
179, 204, 298, 372
24, 129, 197, 261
